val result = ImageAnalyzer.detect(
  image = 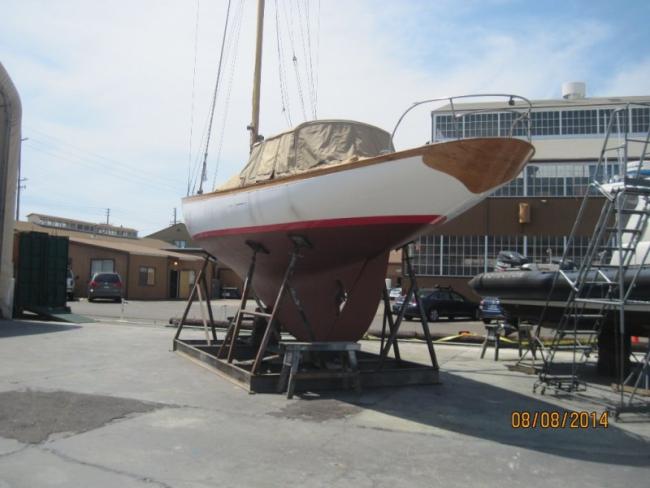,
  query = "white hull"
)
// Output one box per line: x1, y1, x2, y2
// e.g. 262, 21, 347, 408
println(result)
182, 138, 534, 341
